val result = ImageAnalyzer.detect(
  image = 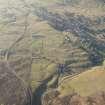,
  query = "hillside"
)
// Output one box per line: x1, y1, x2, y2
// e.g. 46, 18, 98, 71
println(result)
42, 62, 105, 105
58, 61, 105, 97
0, 0, 105, 105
